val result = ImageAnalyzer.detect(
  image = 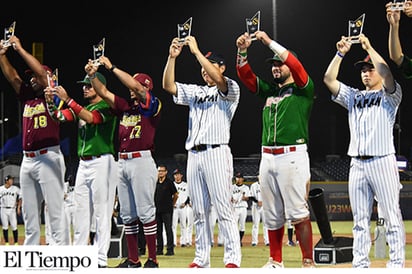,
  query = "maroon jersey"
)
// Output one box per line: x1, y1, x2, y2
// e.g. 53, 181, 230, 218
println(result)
112, 93, 161, 152
19, 84, 60, 151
